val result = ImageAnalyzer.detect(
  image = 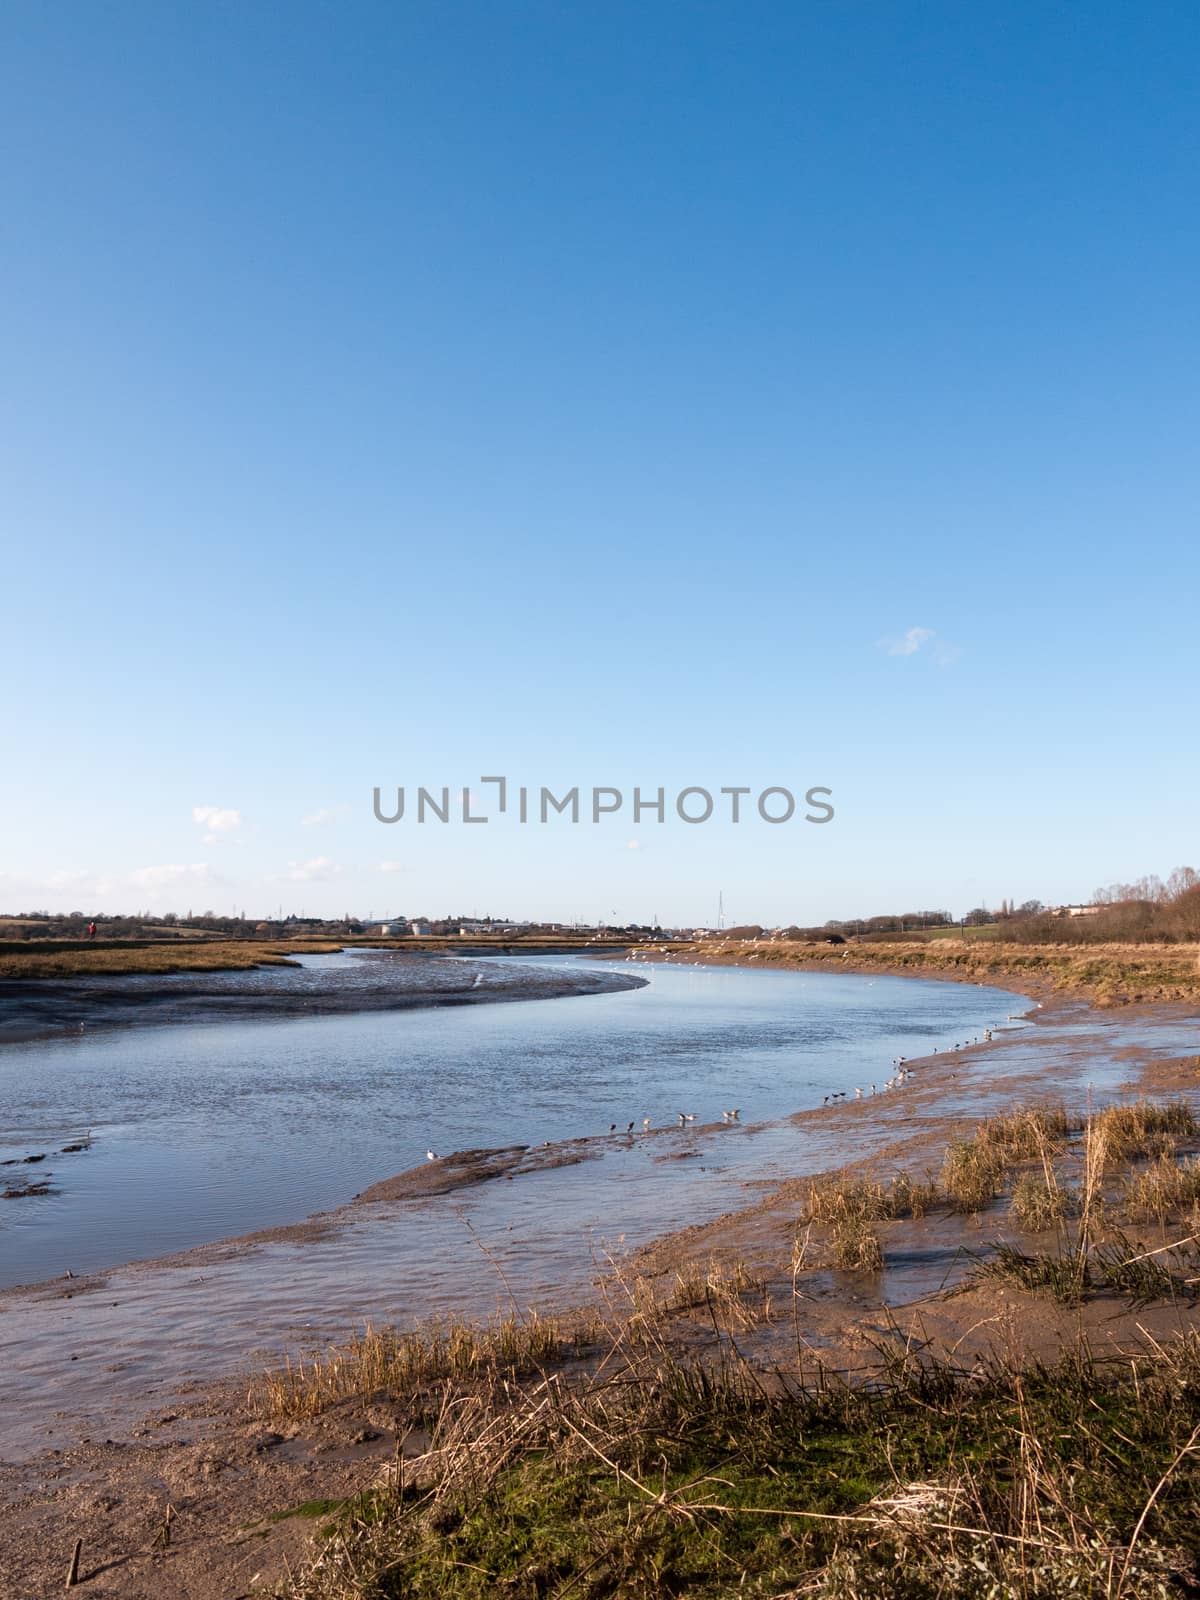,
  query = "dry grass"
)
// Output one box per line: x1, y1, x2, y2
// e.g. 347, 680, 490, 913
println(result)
280, 1316, 1200, 1600
667, 1255, 768, 1316
830, 1214, 884, 1272
674, 937, 1200, 1005
942, 1106, 1073, 1215
1091, 1100, 1196, 1162
1124, 1155, 1200, 1222
253, 1313, 590, 1421
0, 938, 345, 980
801, 1171, 939, 1226
941, 1138, 1004, 1213
1010, 1171, 1075, 1230
974, 1104, 1071, 1161
799, 1172, 934, 1271
254, 1092, 1200, 1597
981, 1097, 1200, 1305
